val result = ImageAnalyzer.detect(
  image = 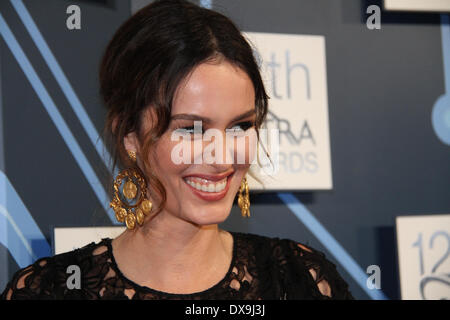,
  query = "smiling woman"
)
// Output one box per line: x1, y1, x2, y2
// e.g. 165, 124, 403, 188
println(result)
1, 0, 353, 300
